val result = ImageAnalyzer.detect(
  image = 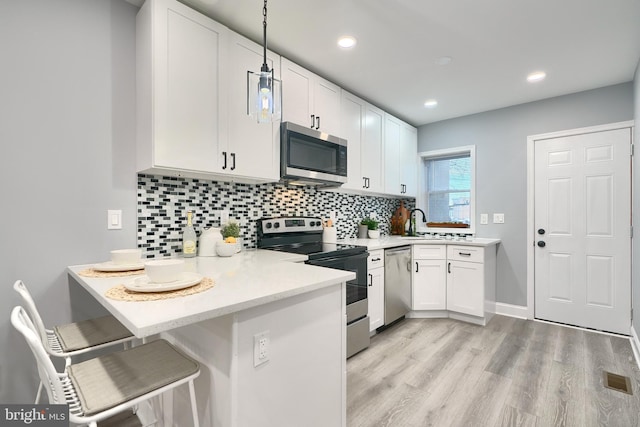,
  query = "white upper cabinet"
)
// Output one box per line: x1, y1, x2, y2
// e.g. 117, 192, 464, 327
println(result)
361, 104, 385, 193
384, 113, 417, 197
225, 32, 280, 181
281, 58, 341, 137
136, 0, 227, 176
400, 123, 418, 197
340, 91, 385, 193
340, 91, 364, 191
